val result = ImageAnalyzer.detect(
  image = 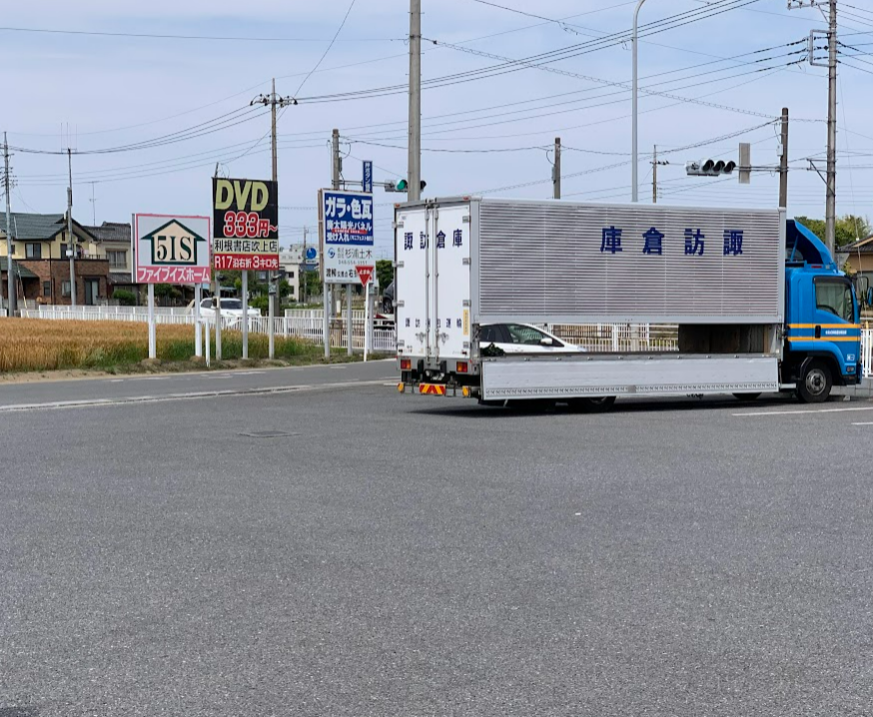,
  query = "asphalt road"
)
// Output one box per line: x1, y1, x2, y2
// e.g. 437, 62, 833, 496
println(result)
2, 366, 873, 716
0, 361, 398, 410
